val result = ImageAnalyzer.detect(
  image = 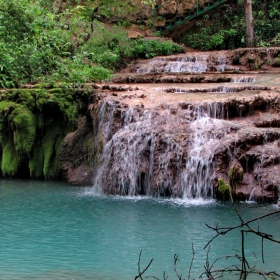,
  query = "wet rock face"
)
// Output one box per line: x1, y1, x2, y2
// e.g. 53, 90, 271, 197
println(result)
62, 87, 280, 202
59, 115, 95, 186
231, 48, 280, 71
89, 95, 192, 197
